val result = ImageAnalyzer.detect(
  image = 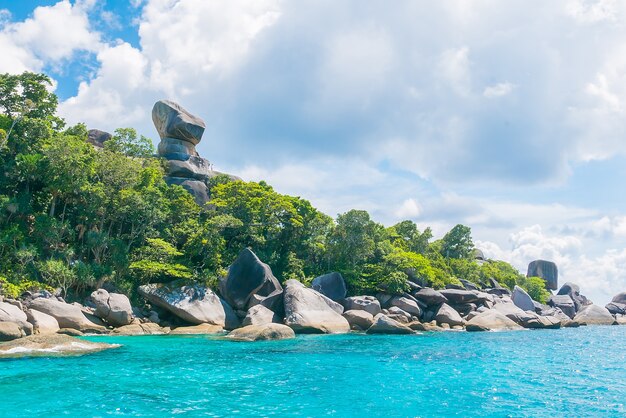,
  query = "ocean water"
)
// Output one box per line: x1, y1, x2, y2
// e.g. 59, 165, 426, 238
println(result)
1, 327, 625, 417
